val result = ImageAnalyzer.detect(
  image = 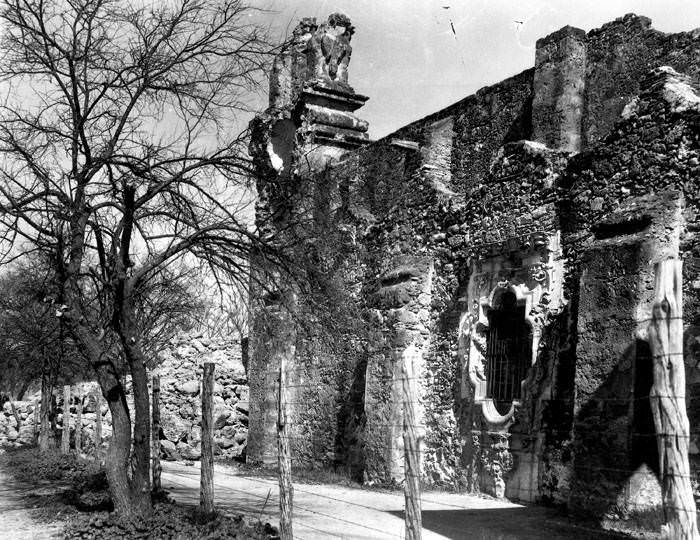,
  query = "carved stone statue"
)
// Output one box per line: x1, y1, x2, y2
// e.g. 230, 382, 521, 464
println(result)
306, 13, 354, 88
